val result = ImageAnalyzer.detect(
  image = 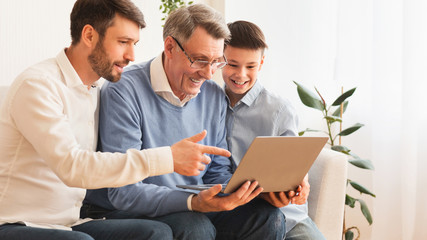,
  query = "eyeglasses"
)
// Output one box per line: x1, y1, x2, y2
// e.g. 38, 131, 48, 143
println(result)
171, 36, 228, 70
